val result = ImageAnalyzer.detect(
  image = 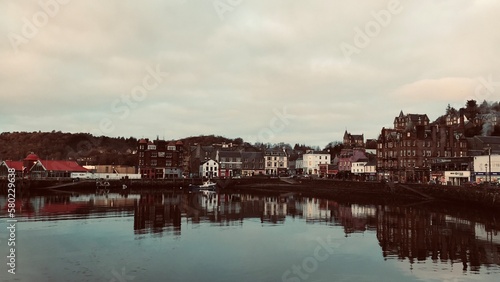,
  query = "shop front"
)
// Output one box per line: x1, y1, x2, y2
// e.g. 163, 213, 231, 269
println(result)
444, 171, 470, 186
